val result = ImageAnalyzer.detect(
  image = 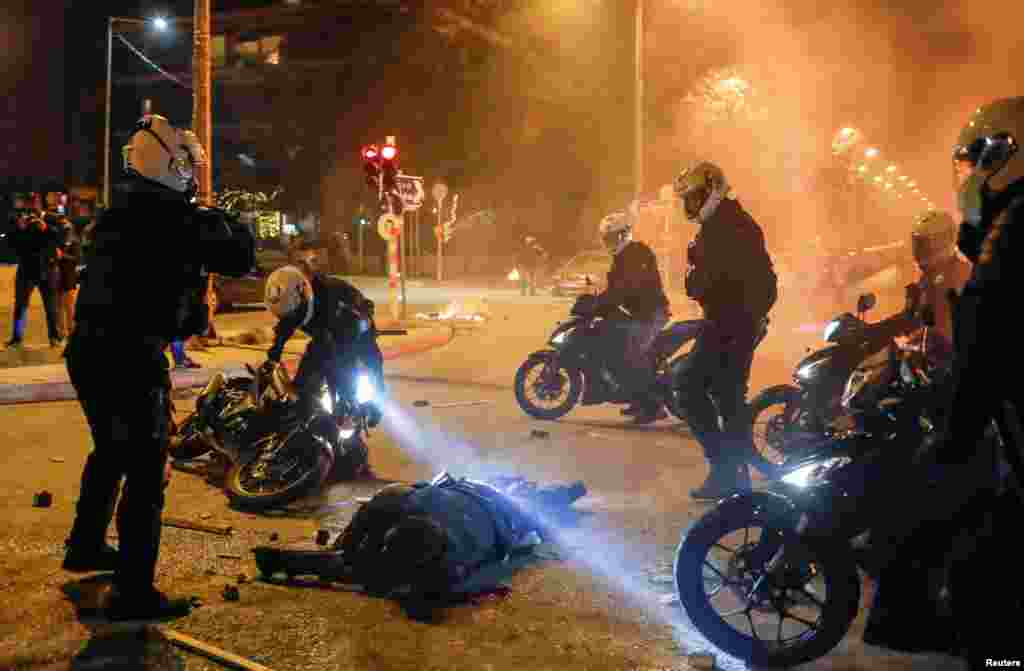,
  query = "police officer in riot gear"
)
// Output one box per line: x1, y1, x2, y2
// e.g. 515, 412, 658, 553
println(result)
941, 97, 1024, 662
61, 114, 255, 622
674, 161, 778, 499
262, 263, 384, 425
594, 210, 671, 424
